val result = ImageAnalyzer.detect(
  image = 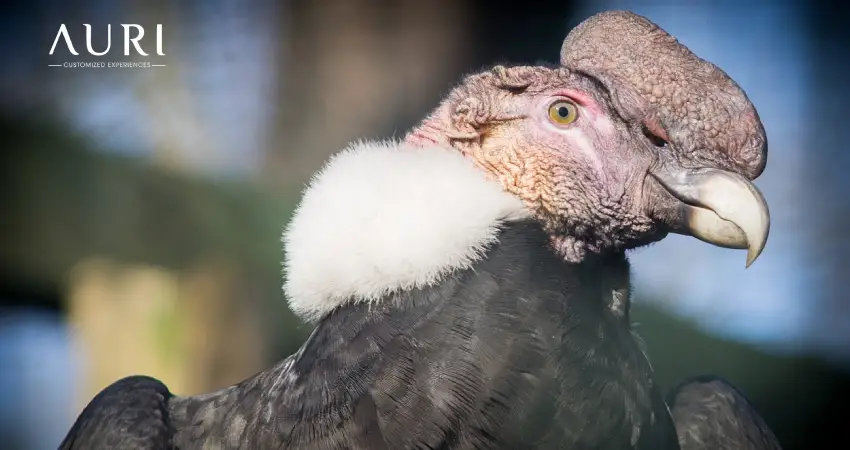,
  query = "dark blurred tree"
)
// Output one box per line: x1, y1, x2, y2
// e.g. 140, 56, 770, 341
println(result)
803, 0, 850, 358
262, 0, 474, 189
